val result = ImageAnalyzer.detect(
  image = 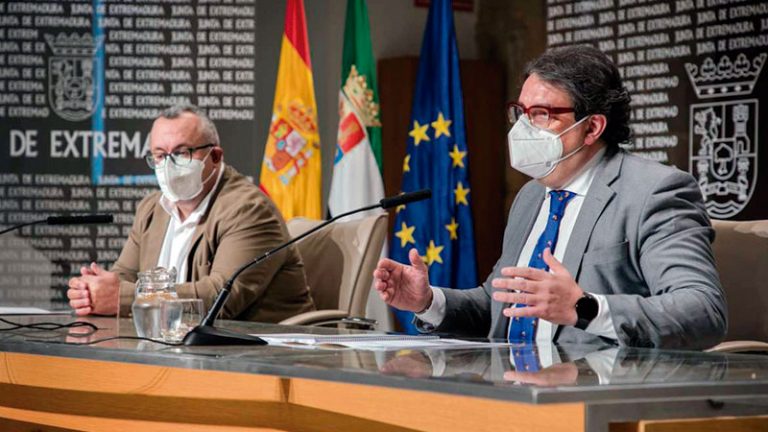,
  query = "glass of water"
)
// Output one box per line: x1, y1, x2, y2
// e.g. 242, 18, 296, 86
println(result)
160, 298, 204, 343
